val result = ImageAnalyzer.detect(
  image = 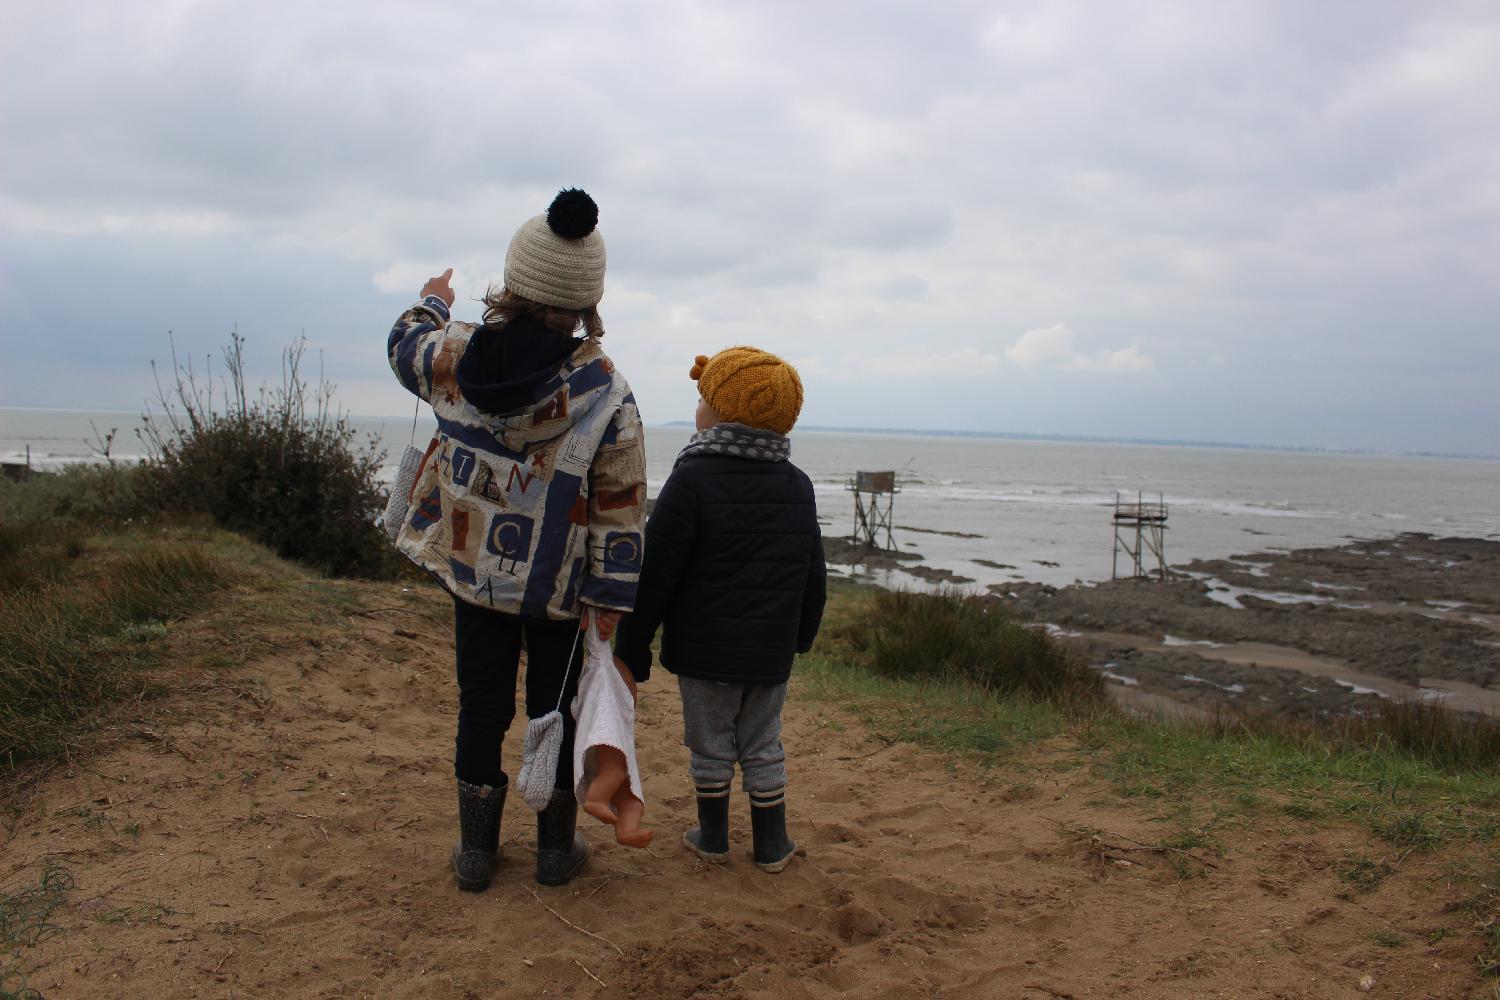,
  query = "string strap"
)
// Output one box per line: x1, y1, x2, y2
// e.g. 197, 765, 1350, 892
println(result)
553, 620, 588, 714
